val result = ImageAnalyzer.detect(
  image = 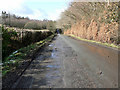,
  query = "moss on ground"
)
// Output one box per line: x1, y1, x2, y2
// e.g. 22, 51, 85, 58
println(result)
69, 34, 120, 49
